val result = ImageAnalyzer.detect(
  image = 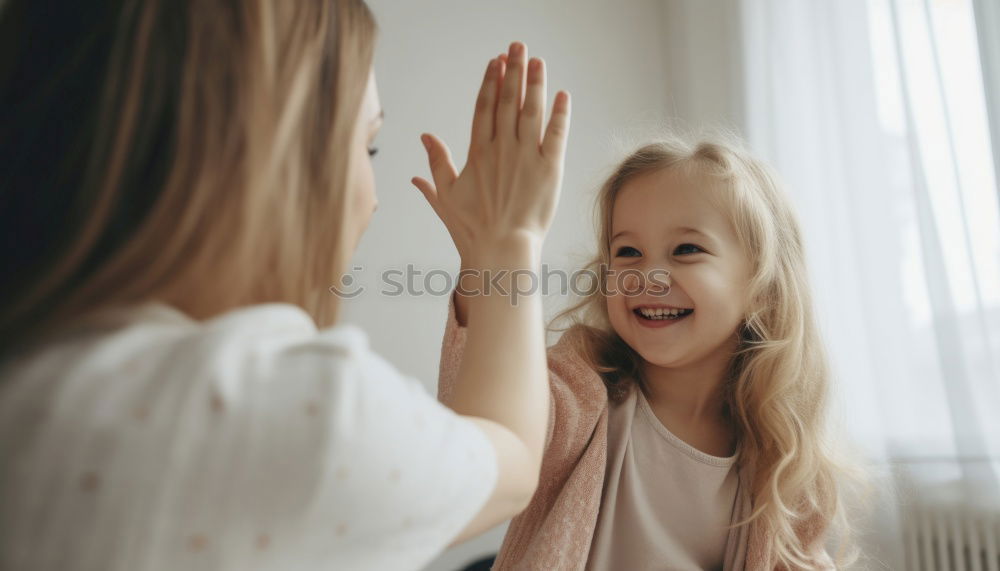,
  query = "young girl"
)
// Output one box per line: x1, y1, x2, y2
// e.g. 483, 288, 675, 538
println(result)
430, 135, 857, 570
